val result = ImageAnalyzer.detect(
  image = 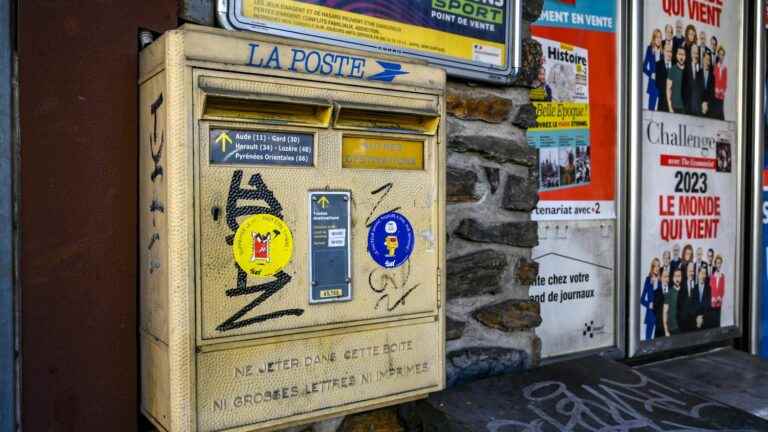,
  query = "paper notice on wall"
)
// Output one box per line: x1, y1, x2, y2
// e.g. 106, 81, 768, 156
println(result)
531, 221, 615, 358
